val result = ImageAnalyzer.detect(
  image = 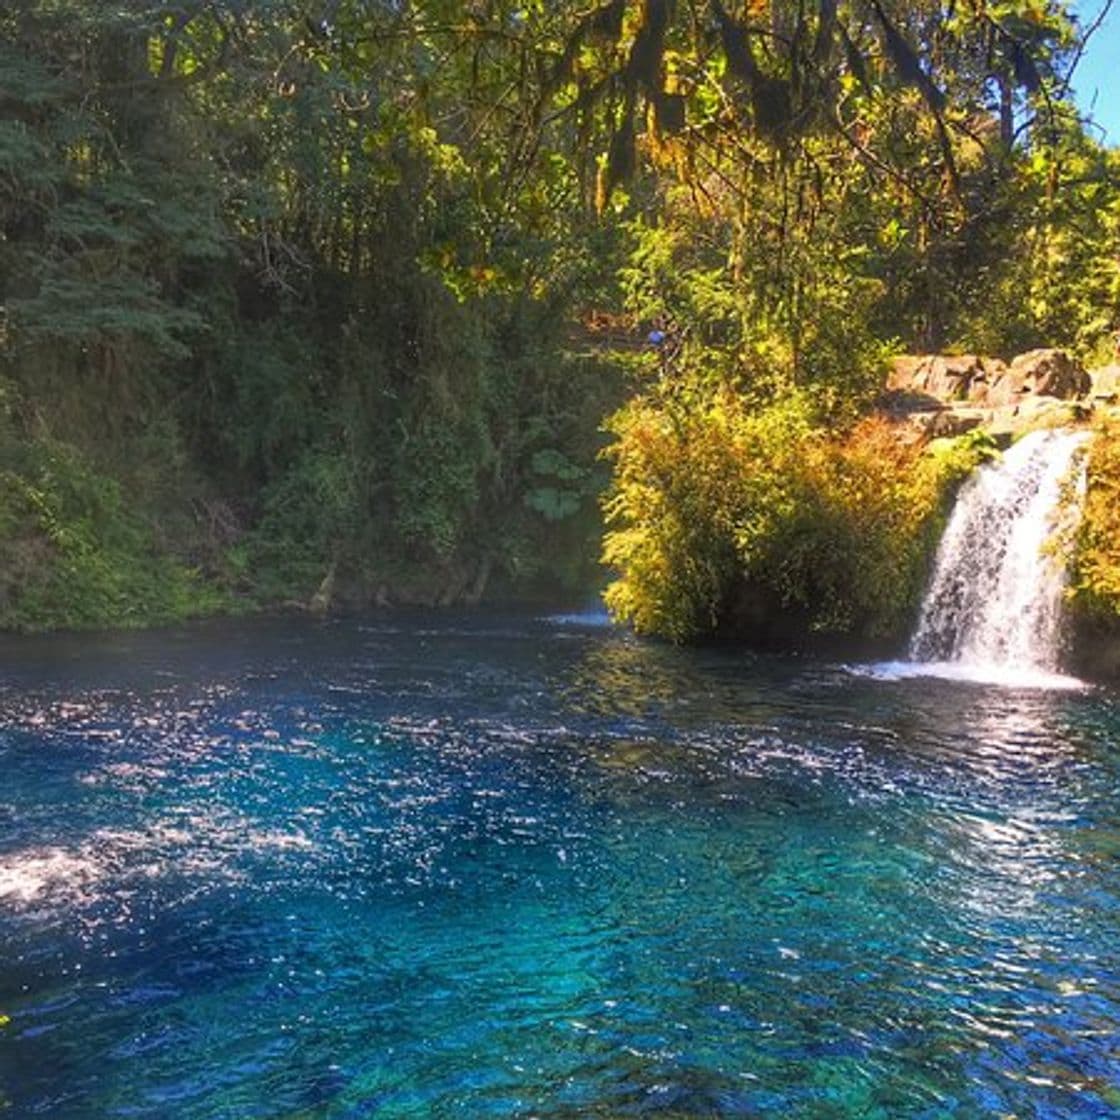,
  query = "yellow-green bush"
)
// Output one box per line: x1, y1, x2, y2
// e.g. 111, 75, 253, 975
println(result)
602, 392, 992, 644
1070, 419, 1120, 619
